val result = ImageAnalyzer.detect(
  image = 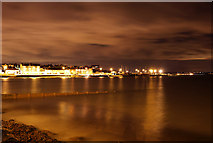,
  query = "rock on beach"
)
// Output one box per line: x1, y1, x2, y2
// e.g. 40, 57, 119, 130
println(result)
1, 119, 59, 142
